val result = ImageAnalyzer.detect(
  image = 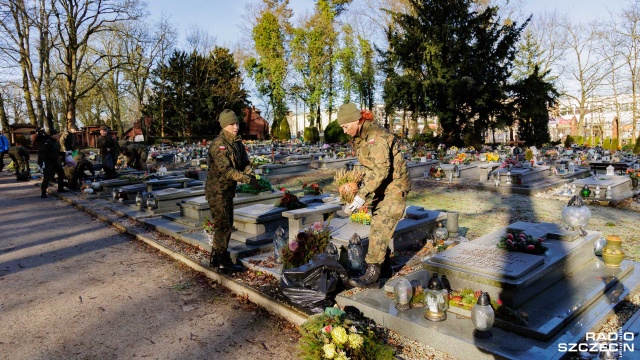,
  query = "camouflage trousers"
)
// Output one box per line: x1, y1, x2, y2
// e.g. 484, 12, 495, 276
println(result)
207, 191, 234, 254
366, 193, 406, 264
